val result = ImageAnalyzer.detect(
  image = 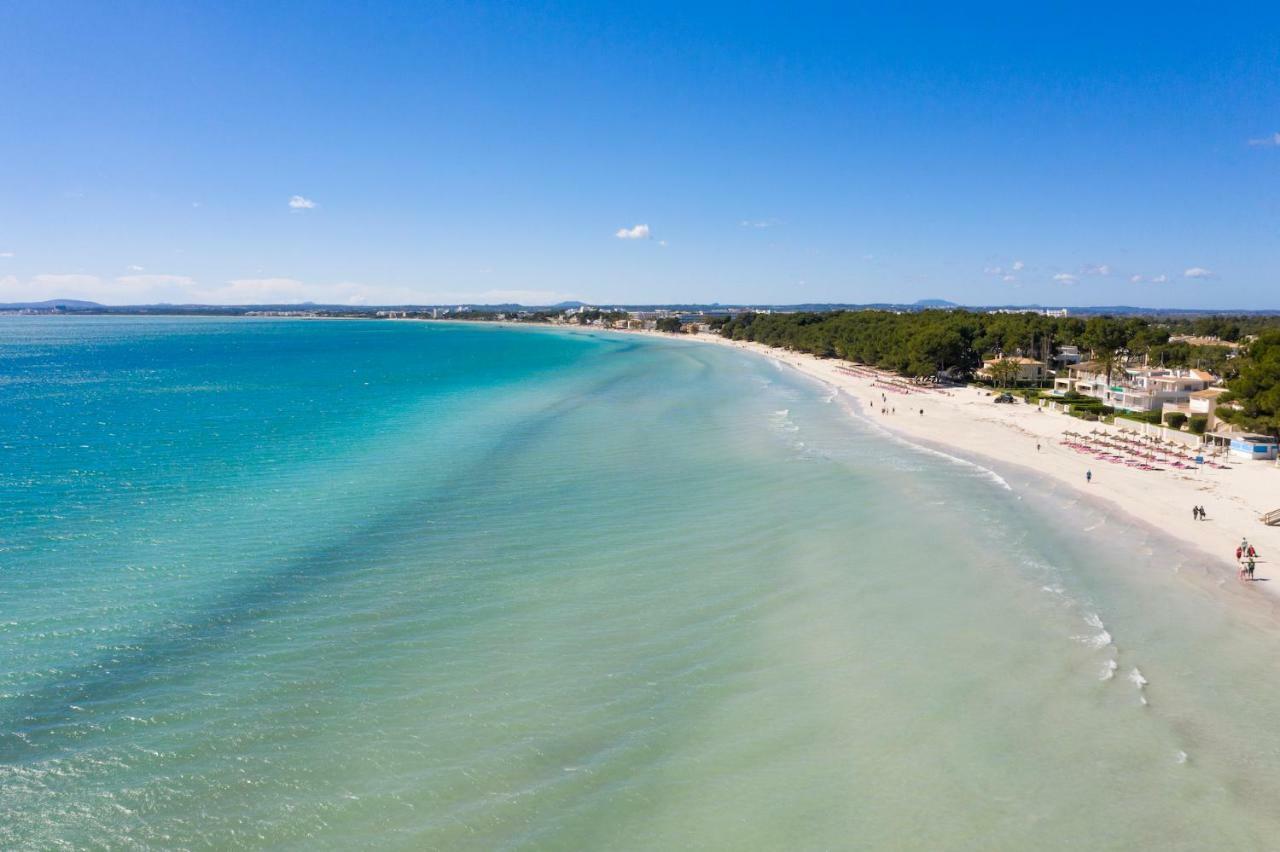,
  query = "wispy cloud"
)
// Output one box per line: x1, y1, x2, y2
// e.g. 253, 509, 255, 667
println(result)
1248, 132, 1280, 147
739, 218, 781, 229
127, 264, 145, 272
288, 195, 317, 210
1184, 267, 1213, 279
196, 278, 309, 303
116, 274, 196, 288
1152, 274, 1168, 283
1053, 273, 1077, 283
985, 259, 1025, 280
1, 271, 581, 307
33, 273, 101, 289
0, 252, 13, 259
1081, 263, 1111, 276
1130, 274, 1144, 283
615, 223, 650, 240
